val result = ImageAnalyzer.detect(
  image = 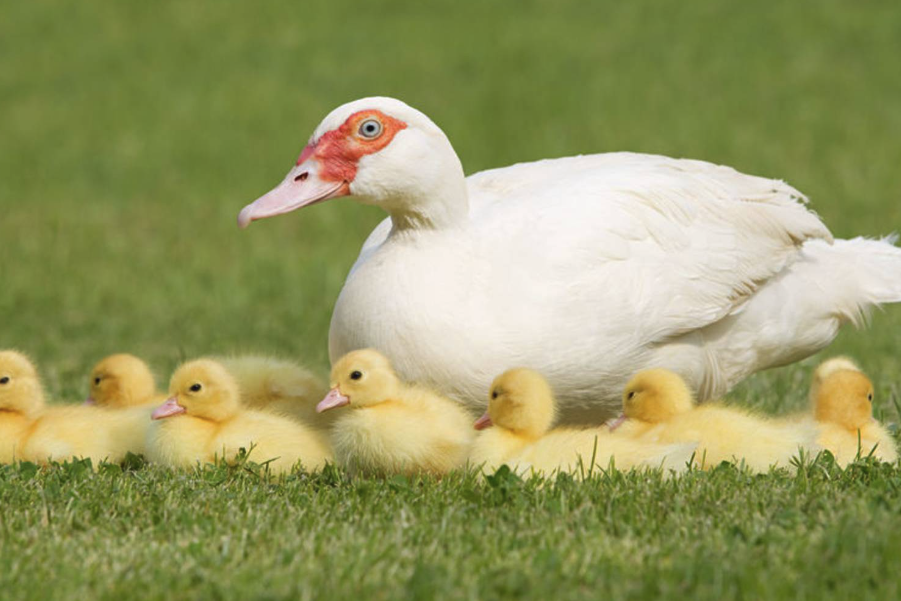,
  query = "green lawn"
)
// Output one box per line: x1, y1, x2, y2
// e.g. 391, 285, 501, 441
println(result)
1, 1, 900, 599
